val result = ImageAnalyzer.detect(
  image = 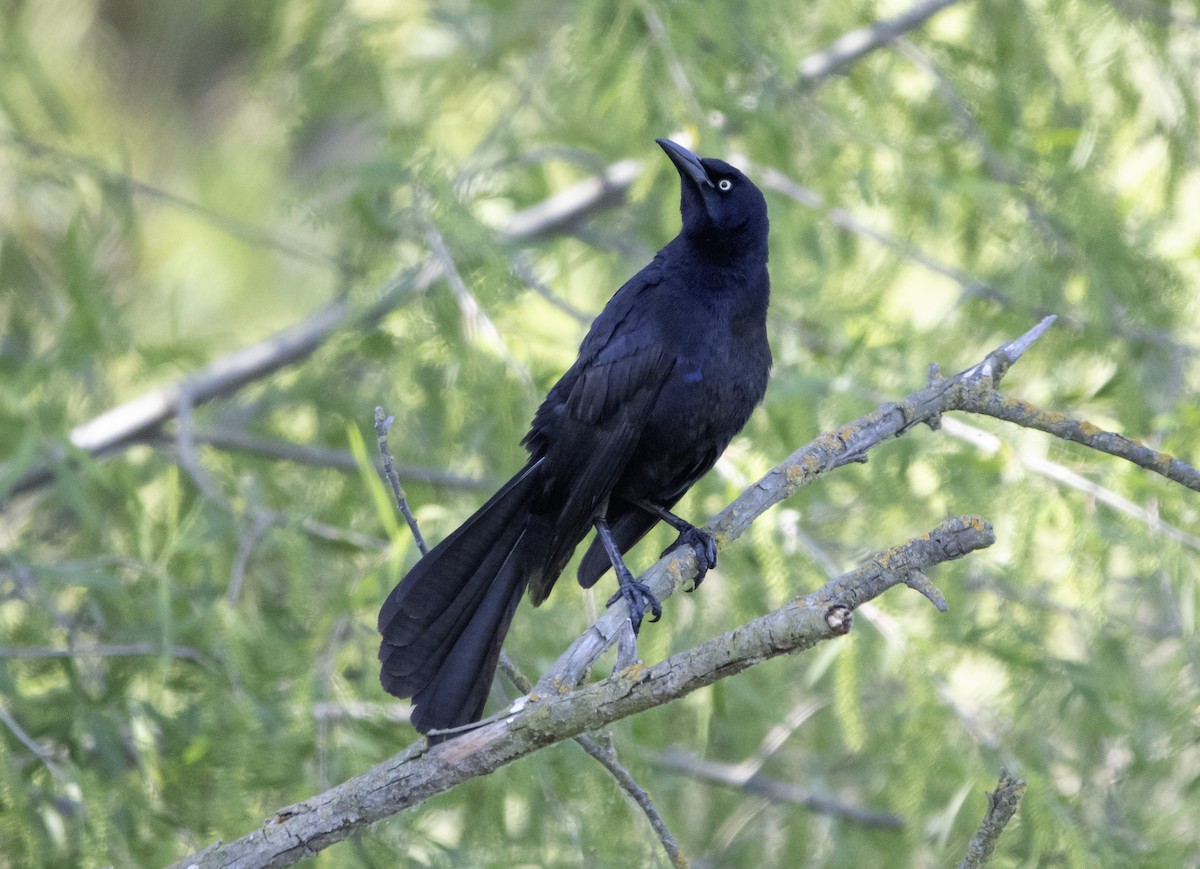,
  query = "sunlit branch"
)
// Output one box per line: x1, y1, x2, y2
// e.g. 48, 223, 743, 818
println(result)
797, 0, 971, 84
4, 152, 643, 502
170, 516, 993, 869
540, 318, 1054, 688
958, 391, 1200, 493
539, 316, 1199, 687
